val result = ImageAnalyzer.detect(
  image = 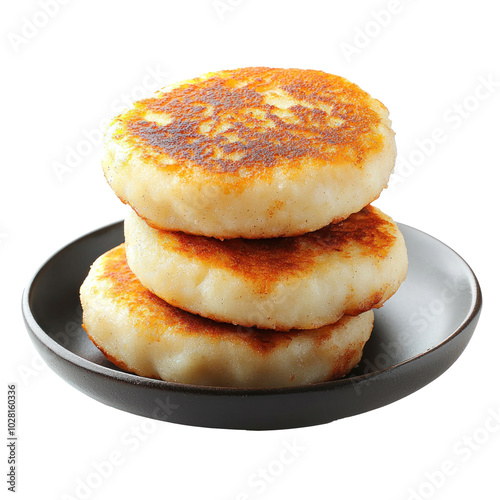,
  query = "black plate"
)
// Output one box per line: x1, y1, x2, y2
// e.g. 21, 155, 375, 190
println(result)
22, 221, 482, 430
